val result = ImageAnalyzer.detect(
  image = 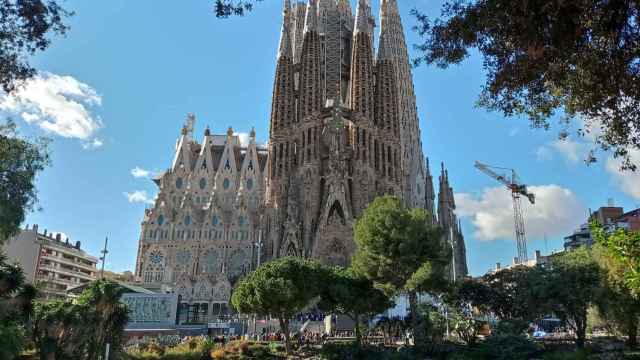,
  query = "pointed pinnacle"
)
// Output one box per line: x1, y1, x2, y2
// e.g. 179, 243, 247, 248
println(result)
277, 21, 293, 59
304, 0, 319, 33
354, 0, 372, 34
